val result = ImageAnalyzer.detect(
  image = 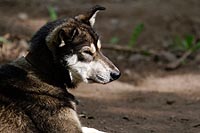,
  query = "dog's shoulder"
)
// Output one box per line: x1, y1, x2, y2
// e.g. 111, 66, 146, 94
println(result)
0, 58, 79, 132
0, 57, 76, 103
0, 58, 33, 101
0, 57, 46, 95
0, 57, 52, 90
0, 58, 28, 82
